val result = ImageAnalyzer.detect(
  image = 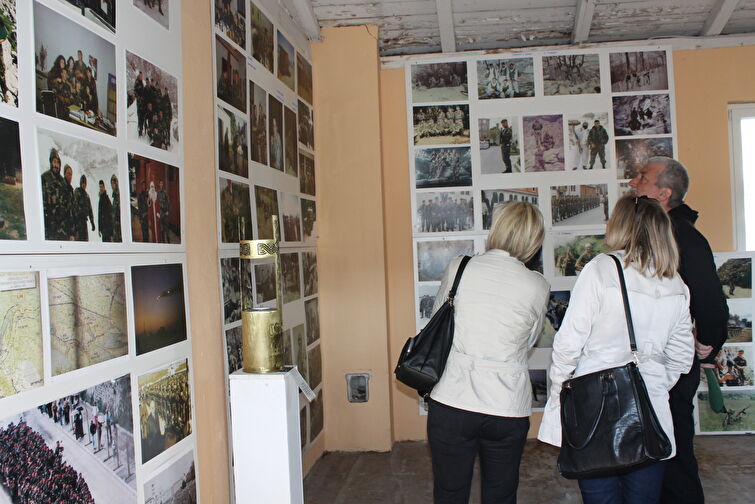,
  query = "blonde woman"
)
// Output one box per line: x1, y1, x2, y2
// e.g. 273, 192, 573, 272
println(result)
538, 195, 694, 504
428, 201, 549, 504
